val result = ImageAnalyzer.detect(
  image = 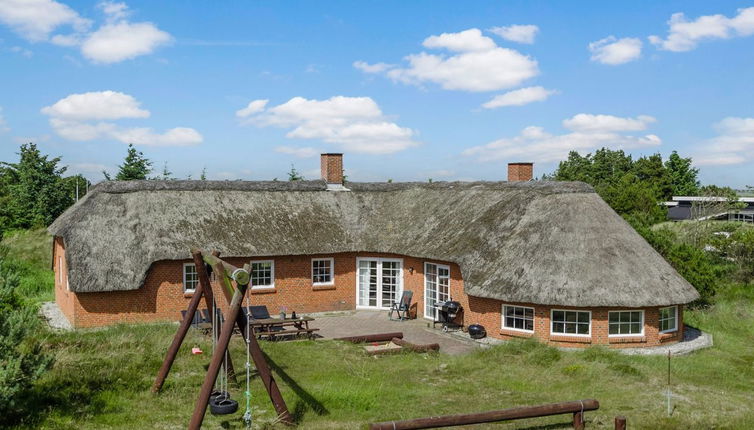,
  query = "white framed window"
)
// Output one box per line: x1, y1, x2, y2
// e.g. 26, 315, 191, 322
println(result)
551, 309, 591, 337
58, 256, 63, 284
183, 263, 198, 293
250, 260, 275, 289
659, 306, 678, 333
608, 310, 644, 336
312, 258, 334, 285
503, 305, 535, 332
